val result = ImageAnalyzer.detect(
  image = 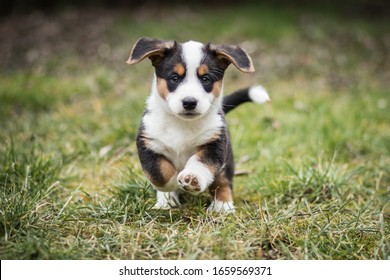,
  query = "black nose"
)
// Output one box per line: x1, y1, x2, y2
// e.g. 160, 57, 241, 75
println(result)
182, 97, 198, 110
